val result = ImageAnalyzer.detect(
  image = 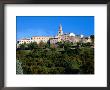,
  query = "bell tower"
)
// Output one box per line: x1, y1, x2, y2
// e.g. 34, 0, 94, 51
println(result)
58, 24, 63, 36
